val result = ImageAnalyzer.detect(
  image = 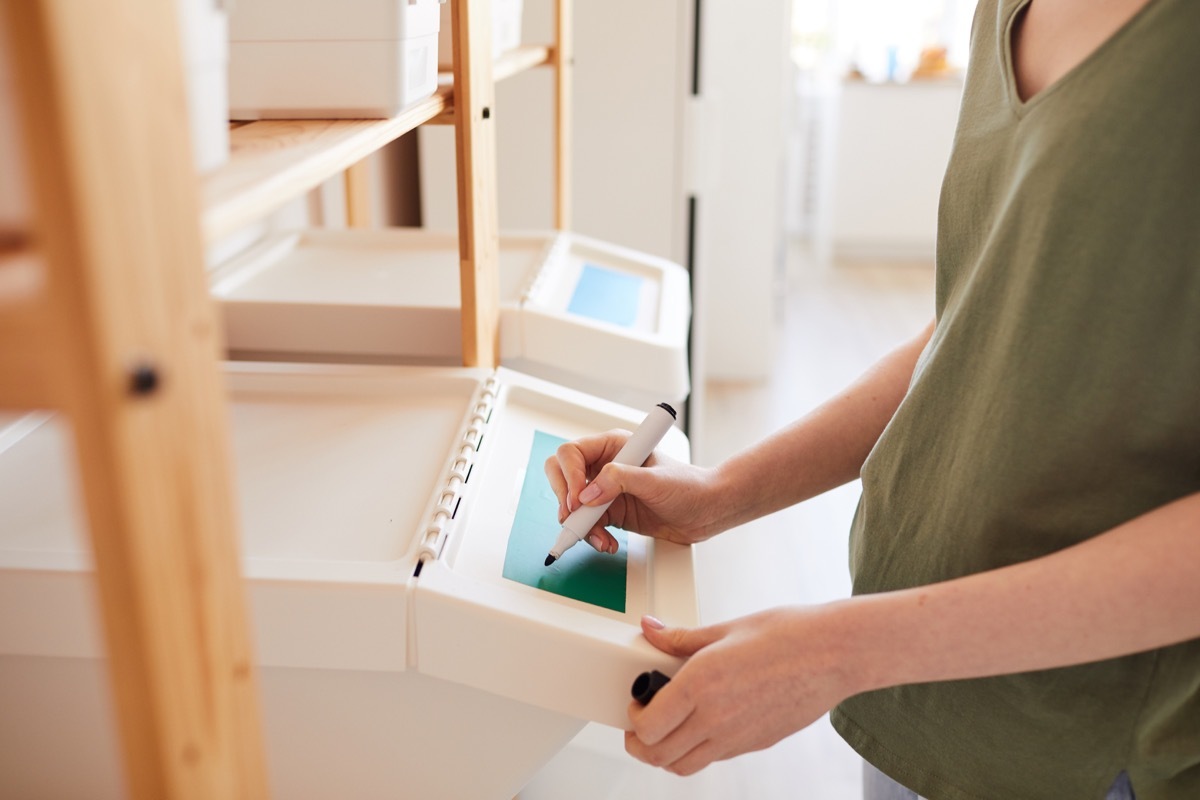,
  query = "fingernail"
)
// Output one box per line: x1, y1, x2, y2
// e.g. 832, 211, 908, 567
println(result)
579, 483, 601, 504
643, 615, 665, 630
587, 533, 602, 550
